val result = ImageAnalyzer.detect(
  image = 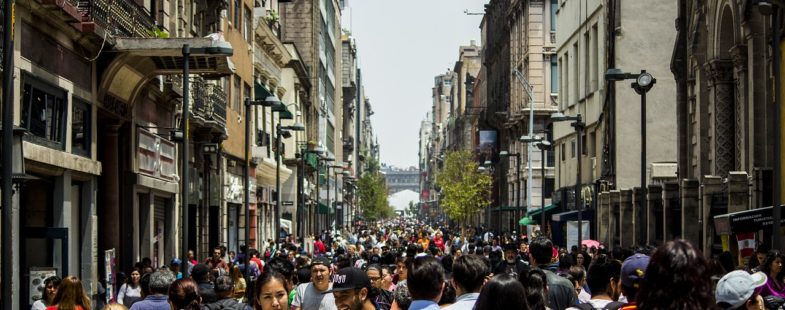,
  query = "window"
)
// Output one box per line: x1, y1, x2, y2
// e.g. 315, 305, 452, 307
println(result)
244, 6, 252, 43
234, 75, 241, 113
21, 75, 67, 150
546, 149, 555, 167
571, 139, 576, 158
72, 99, 91, 156
573, 43, 579, 105
234, 0, 240, 27
589, 131, 597, 157
582, 133, 587, 156
243, 83, 251, 117
327, 122, 335, 154
561, 144, 565, 161
584, 31, 590, 96
551, 56, 559, 94
562, 53, 569, 107
592, 24, 599, 91
550, 0, 558, 32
